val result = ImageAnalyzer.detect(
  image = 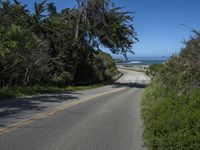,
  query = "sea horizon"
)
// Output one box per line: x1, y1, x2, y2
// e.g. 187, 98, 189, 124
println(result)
115, 56, 168, 67
113, 55, 169, 61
